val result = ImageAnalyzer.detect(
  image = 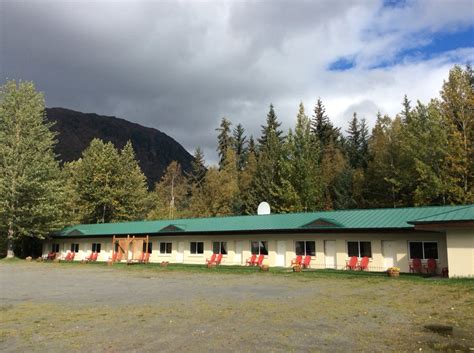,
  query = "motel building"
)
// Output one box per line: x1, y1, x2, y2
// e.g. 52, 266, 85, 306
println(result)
43, 204, 474, 278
